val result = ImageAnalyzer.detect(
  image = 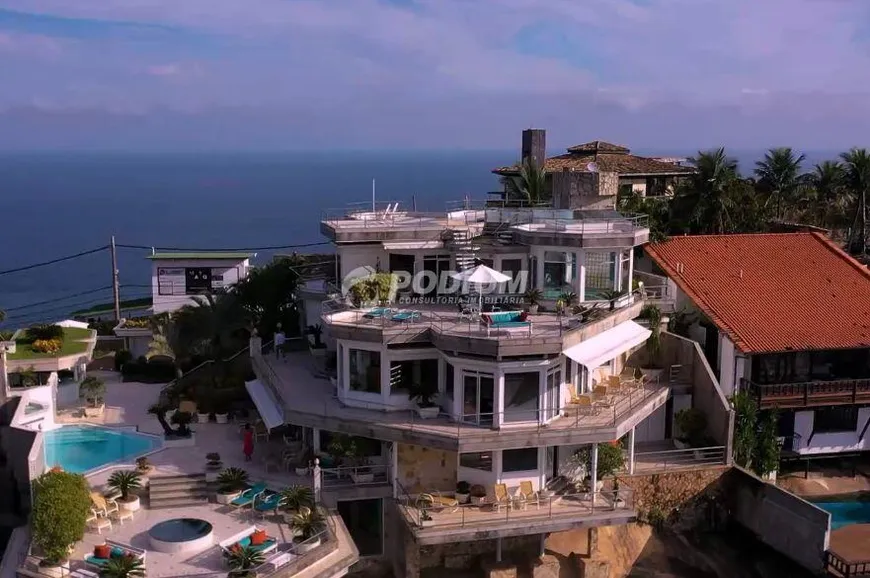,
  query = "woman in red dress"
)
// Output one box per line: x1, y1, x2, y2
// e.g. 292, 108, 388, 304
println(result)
242, 423, 254, 461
